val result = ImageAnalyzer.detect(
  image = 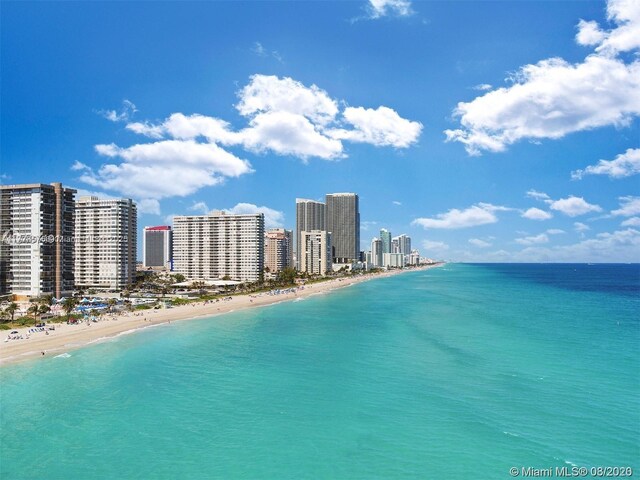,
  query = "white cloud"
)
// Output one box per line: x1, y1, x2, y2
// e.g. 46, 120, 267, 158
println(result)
120, 75, 420, 164
240, 111, 344, 160
86, 74, 421, 202
549, 196, 602, 217
188, 201, 210, 214
526, 189, 551, 202
164, 213, 178, 225
574, 222, 591, 238
515, 228, 640, 262
621, 216, 640, 227
469, 238, 492, 248
361, 220, 378, 231
392, 200, 402, 206
329, 106, 422, 148
98, 100, 137, 123
422, 239, 449, 251
445, 0, 640, 155
225, 203, 284, 229
137, 198, 161, 215
412, 203, 507, 229
71, 160, 91, 172
572, 148, 640, 179
251, 42, 283, 63
515, 233, 549, 245
546, 229, 566, 235
473, 84, 493, 91
611, 195, 640, 216
237, 75, 338, 126
593, 0, 640, 55
81, 140, 252, 199
576, 20, 606, 47
368, 0, 413, 18
445, 56, 640, 155
522, 207, 553, 220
